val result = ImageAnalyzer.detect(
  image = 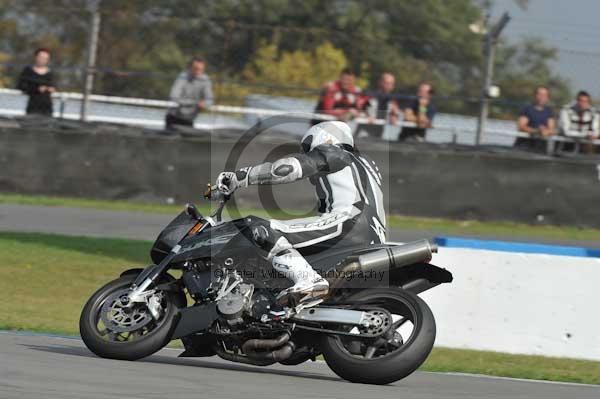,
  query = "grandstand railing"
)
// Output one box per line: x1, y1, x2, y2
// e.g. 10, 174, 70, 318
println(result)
1, 88, 598, 154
